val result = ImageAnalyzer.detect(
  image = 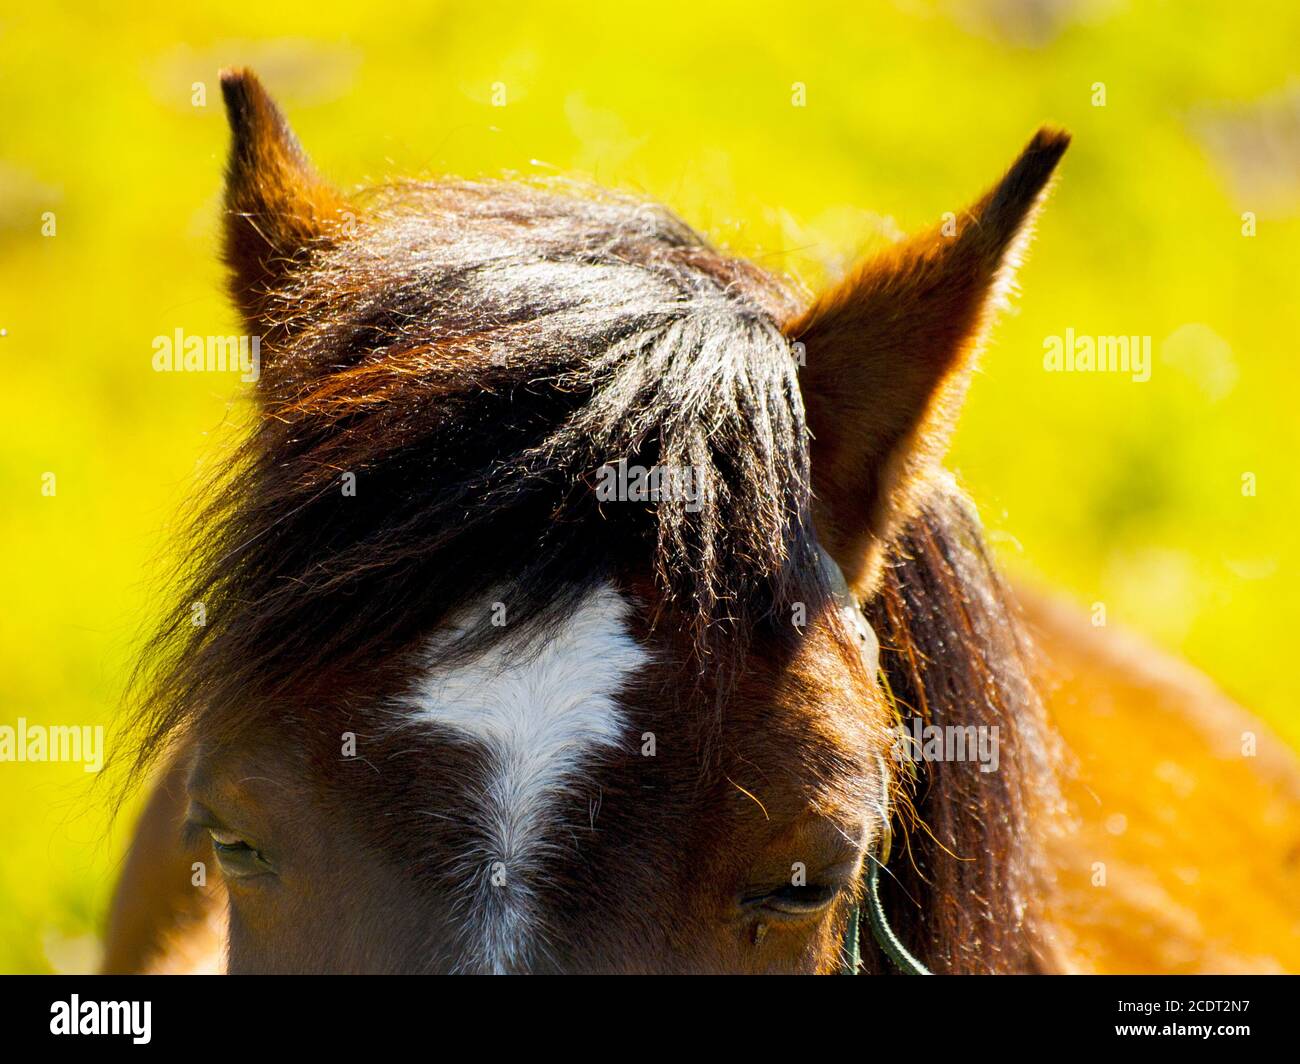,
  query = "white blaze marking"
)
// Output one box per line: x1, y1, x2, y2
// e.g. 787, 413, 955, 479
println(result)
406, 583, 646, 972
